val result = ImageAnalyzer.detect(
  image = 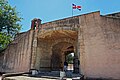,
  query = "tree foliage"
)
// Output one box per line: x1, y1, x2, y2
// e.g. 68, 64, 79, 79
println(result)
0, 32, 11, 50
66, 53, 74, 64
0, 0, 22, 50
